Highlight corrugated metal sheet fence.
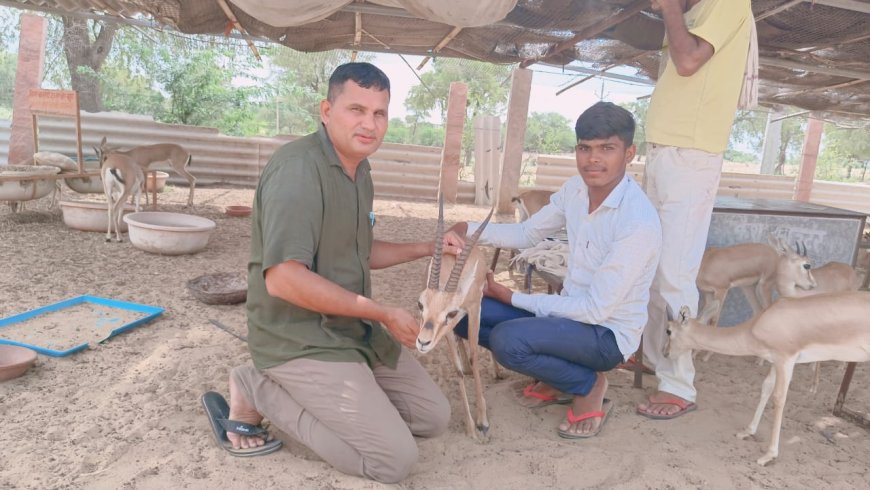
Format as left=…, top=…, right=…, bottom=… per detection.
left=0, top=112, right=469, bottom=202
left=534, top=154, right=870, bottom=216
left=1, top=113, right=866, bottom=213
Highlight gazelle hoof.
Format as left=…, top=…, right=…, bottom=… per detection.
left=757, top=453, right=776, bottom=466
left=736, top=430, right=754, bottom=440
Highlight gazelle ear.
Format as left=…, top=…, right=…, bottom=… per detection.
left=678, top=305, right=691, bottom=324
left=666, top=304, right=675, bottom=322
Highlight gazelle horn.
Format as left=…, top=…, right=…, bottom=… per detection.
left=427, top=193, right=445, bottom=290
left=445, top=207, right=494, bottom=293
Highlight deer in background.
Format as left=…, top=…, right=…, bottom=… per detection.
left=768, top=238, right=861, bottom=393
left=99, top=153, right=143, bottom=242
left=490, top=189, right=555, bottom=272
left=696, top=236, right=803, bottom=328
left=664, top=292, right=870, bottom=466
left=99, top=137, right=195, bottom=207
left=511, top=189, right=554, bottom=222
left=416, top=196, right=494, bottom=440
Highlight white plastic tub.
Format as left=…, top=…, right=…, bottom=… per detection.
left=60, top=200, right=136, bottom=232
left=123, top=212, right=216, bottom=255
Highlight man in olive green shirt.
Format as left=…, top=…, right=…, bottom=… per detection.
left=201, top=63, right=457, bottom=483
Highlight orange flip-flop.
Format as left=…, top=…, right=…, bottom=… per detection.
left=557, top=399, right=613, bottom=439
left=519, top=382, right=572, bottom=408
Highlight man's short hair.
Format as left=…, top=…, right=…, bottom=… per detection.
left=327, top=62, right=391, bottom=101
left=574, top=101, right=635, bottom=148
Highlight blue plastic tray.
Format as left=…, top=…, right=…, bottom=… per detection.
left=0, top=295, right=164, bottom=357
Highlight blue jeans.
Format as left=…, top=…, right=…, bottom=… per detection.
left=454, top=297, right=624, bottom=396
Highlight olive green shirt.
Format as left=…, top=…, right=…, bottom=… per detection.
left=246, top=124, right=401, bottom=370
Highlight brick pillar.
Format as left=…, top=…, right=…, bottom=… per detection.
left=9, top=15, right=48, bottom=166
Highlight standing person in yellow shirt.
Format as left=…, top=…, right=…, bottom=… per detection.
left=637, top=0, right=755, bottom=419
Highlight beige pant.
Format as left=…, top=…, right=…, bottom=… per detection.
left=642, top=143, right=724, bottom=402
left=232, top=348, right=449, bottom=483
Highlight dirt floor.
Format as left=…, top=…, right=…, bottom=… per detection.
left=1, top=184, right=869, bottom=489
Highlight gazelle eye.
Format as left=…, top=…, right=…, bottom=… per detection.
left=417, top=301, right=423, bottom=311
left=666, top=329, right=671, bottom=336
left=803, top=264, right=811, bottom=270
left=446, top=310, right=459, bottom=320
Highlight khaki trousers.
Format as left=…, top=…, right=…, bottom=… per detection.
left=232, top=348, right=450, bottom=484
left=642, top=143, right=724, bottom=402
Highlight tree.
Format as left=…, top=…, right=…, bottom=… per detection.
left=524, top=112, right=575, bottom=154
left=726, top=109, right=767, bottom=163
left=405, top=59, right=511, bottom=167
left=405, top=58, right=510, bottom=122
left=819, top=124, right=870, bottom=181
left=619, top=99, right=648, bottom=156
left=266, top=49, right=371, bottom=134
left=60, top=17, right=118, bottom=112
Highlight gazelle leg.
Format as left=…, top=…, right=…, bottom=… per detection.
left=738, top=363, right=775, bottom=440
left=466, top=304, right=489, bottom=436
left=445, top=333, right=478, bottom=440
left=809, top=362, right=820, bottom=395
left=173, top=161, right=196, bottom=207
left=758, top=358, right=795, bottom=466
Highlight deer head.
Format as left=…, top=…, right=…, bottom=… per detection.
left=768, top=234, right=817, bottom=292
left=416, top=195, right=493, bottom=353
left=664, top=304, right=716, bottom=358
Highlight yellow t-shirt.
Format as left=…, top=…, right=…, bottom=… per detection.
left=646, top=0, right=752, bottom=154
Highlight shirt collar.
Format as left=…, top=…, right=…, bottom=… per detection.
left=598, top=175, right=631, bottom=210
left=317, top=123, right=372, bottom=175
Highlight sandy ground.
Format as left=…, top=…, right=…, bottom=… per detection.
left=1, top=184, right=870, bottom=490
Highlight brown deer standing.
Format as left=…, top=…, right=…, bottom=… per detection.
left=99, top=137, right=195, bottom=207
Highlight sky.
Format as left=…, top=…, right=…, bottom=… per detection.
left=371, top=52, right=655, bottom=124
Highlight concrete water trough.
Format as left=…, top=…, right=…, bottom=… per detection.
left=0, top=165, right=61, bottom=202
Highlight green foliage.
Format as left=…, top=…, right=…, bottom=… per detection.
left=384, top=117, right=445, bottom=146
left=265, top=49, right=371, bottom=135
left=818, top=124, right=870, bottom=182
left=619, top=99, right=648, bottom=155
left=524, top=112, right=575, bottom=154
left=404, top=58, right=510, bottom=122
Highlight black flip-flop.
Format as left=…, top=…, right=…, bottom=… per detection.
left=201, top=391, right=282, bottom=457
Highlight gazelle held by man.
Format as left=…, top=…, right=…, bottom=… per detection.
left=99, top=137, right=195, bottom=206
left=665, top=292, right=870, bottom=466
left=416, top=196, right=493, bottom=439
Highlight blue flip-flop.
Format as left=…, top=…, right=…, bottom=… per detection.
left=201, top=391, right=282, bottom=457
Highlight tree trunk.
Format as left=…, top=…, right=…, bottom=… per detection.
left=61, top=16, right=117, bottom=112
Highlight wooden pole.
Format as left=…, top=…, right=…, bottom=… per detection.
left=496, top=68, right=533, bottom=214
left=793, top=113, right=823, bottom=202
left=9, top=15, right=47, bottom=166
left=439, top=82, right=468, bottom=202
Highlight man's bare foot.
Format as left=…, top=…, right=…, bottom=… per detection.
left=227, top=374, right=266, bottom=449
left=558, top=373, right=608, bottom=437
left=636, top=391, right=697, bottom=419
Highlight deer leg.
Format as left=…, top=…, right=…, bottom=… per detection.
left=173, top=160, right=196, bottom=207
left=445, top=333, right=478, bottom=440
left=738, top=363, right=776, bottom=440
left=103, top=175, right=114, bottom=242
left=758, top=358, right=795, bottom=466
left=466, top=303, right=489, bottom=436
left=454, top=335, right=472, bottom=375
left=490, top=352, right=504, bottom=380
left=701, top=289, right=729, bottom=362
left=809, top=362, right=820, bottom=395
